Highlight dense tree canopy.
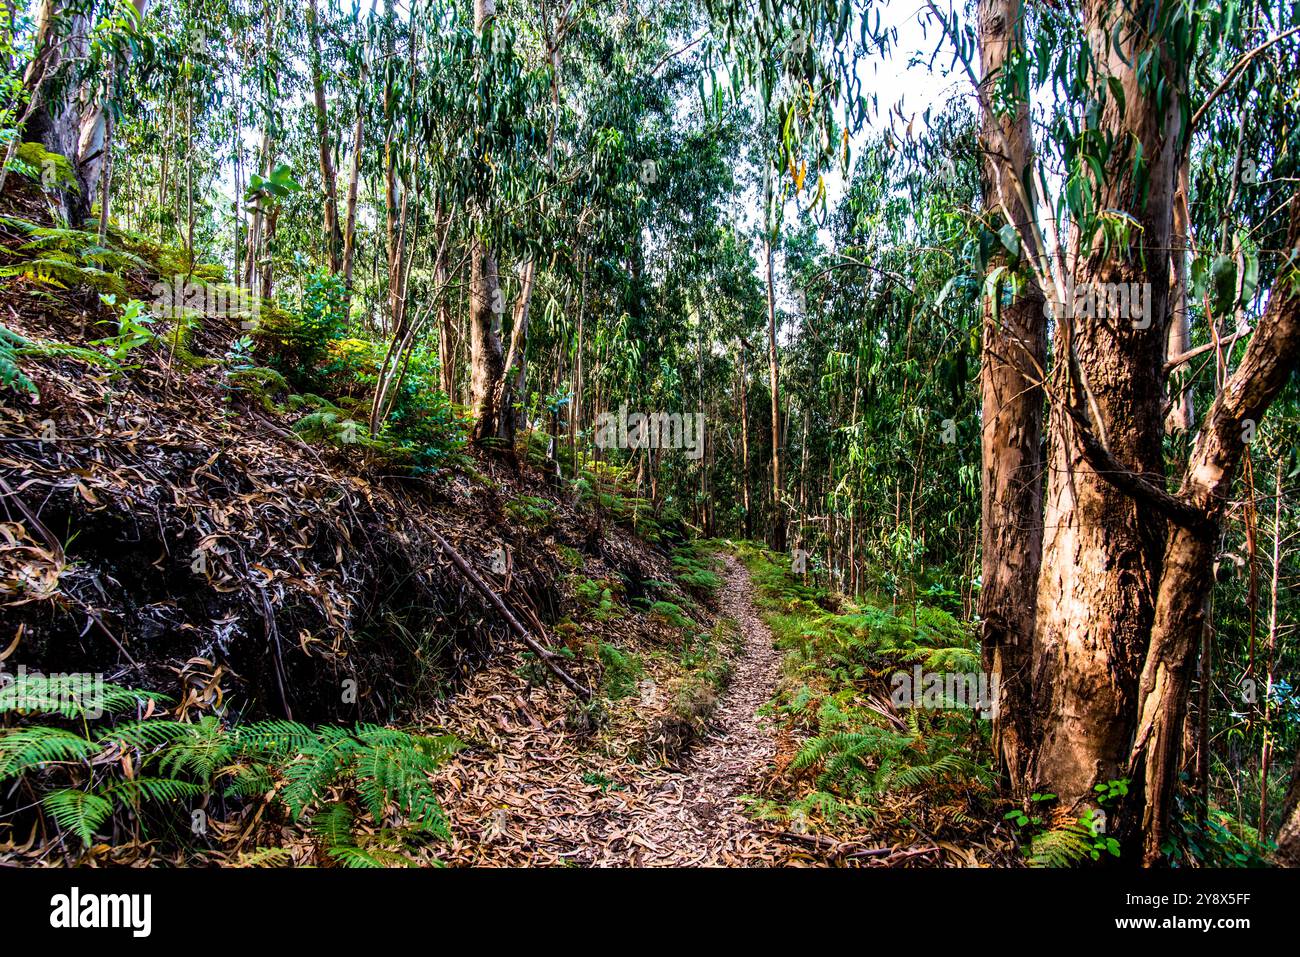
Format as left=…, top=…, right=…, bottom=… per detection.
left=1, top=0, right=1298, bottom=874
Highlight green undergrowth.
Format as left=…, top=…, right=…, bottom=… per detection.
left=550, top=536, right=740, bottom=762
left=732, top=541, right=997, bottom=837
left=0, top=209, right=468, bottom=474
left=598, top=642, right=644, bottom=699
left=637, top=616, right=741, bottom=760
left=0, top=673, right=461, bottom=866
left=670, top=539, right=723, bottom=598
left=678, top=616, right=743, bottom=690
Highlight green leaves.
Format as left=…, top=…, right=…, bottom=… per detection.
left=90, top=296, right=156, bottom=365
left=0, top=324, right=35, bottom=394
left=0, top=727, right=102, bottom=780
left=1190, top=247, right=1261, bottom=316
left=1, top=680, right=463, bottom=861
left=244, top=162, right=301, bottom=210
left=41, top=789, right=113, bottom=847
left=997, top=223, right=1020, bottom=257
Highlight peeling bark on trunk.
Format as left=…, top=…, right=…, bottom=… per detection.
left=22, top=0, right=89, bottom=223
left=1031, top=0, right=1182, bottom=823
left=975, top=0, right=1047, bottom=793
left=467, top=0, right=508, bottom=447
left=469, top=239, right=505, bottom=442
left=1165, top=162, right=1194, bottom=432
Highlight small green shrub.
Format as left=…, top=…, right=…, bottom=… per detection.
left=671, top=543, right=722, bottom=596
left=574, top=577, right=619, bottom=620
left=555, top=544, right=583, bottom=569
left=505, top=495, right=553, bottom=528
left=255, top=267, right=348, bottom=388
left=648, top=599, right=693, bottom=633
left=598, top=642, right=643, bottom=699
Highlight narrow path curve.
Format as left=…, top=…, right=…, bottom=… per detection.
left=434, top=552, right=799, bottom=866
left=597, top=553, right=786, bottom=865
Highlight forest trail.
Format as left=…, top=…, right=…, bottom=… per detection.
left=433, top=554, right=799, bottom=866
left=590, top=553, right=788, bottom=865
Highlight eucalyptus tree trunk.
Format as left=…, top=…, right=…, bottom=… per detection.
left=259, top=207, right=278, bottom=299
left=1258, top=456, right=1285, bottom=838
left=1165, top=161, right=1193, bottom=432
left=307, top=0, right=342, bottom=272
left=469, top=238, right=505, bottom=441
left=341, top=87, right=364, bottom=303
left=243, top=132, right=270, bottom=290
left=1030, top=0, right=1182, bottom=823
left=436, top=245, right=455, bottom=397
left=738, top=344, right=752, bottom=538
left=73, top=0, right=151, bottom=227
left=22, top=0, right=89, bottom=222
left=569, top=253, right=587, bottom=475
left=467, top=0, right=507, bottom=444
left=974, top=0, right=1046, bottom=795
left=765, top=239, right=783, bottom=549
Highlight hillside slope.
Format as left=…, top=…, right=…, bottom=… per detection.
left=0, top=180, right=736, bottom=864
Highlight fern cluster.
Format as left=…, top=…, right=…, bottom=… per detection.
left=670, top=542, right=723, bottom=597
left=0, top=215, right=151, bottom=297
left=735, top=542, right=995, bottom=833
left=0, top=673, right=461, bottom=865
left=0, top=324, right=36, bottom=393
left=8, top=143, right=78, bottom=191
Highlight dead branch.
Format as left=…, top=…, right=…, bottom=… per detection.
left=432, top=531, right=592, bottom=701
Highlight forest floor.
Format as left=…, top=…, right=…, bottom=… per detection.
left=428, top=554, right=820, bottom=866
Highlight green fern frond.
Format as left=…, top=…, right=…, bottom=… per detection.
left=278, top=740, right=357, bottom=820
left=0, top=258, right=125, bottom=295
left=232, top=720, right=320, bottom=757
left=235, top=846, right=294, bottom=867
left=41, top=788, right=112, bottom=847
left=327, top=844, right=414, bottom=868
left=0, top=727, right=100, bottom=780
left=18, top=226, right=103, bottom=253
left=0, top=324, right=36, bottom=393
left=1029, top=822, right=1095, bottom=868
left=0, top=213, right=44, bottom=235
left=222, top=761, right=275, bottom=799
left=0, top=674, right=160, bottom=719
left=14, top=339, right=120, bottom=370
left=97, top=718, right=197, bottom=751
left=102, top=776, right=204, bottom=805
left=156, top=718, right=237, bottom=782
left=313, top=801, right=355, bottom=849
